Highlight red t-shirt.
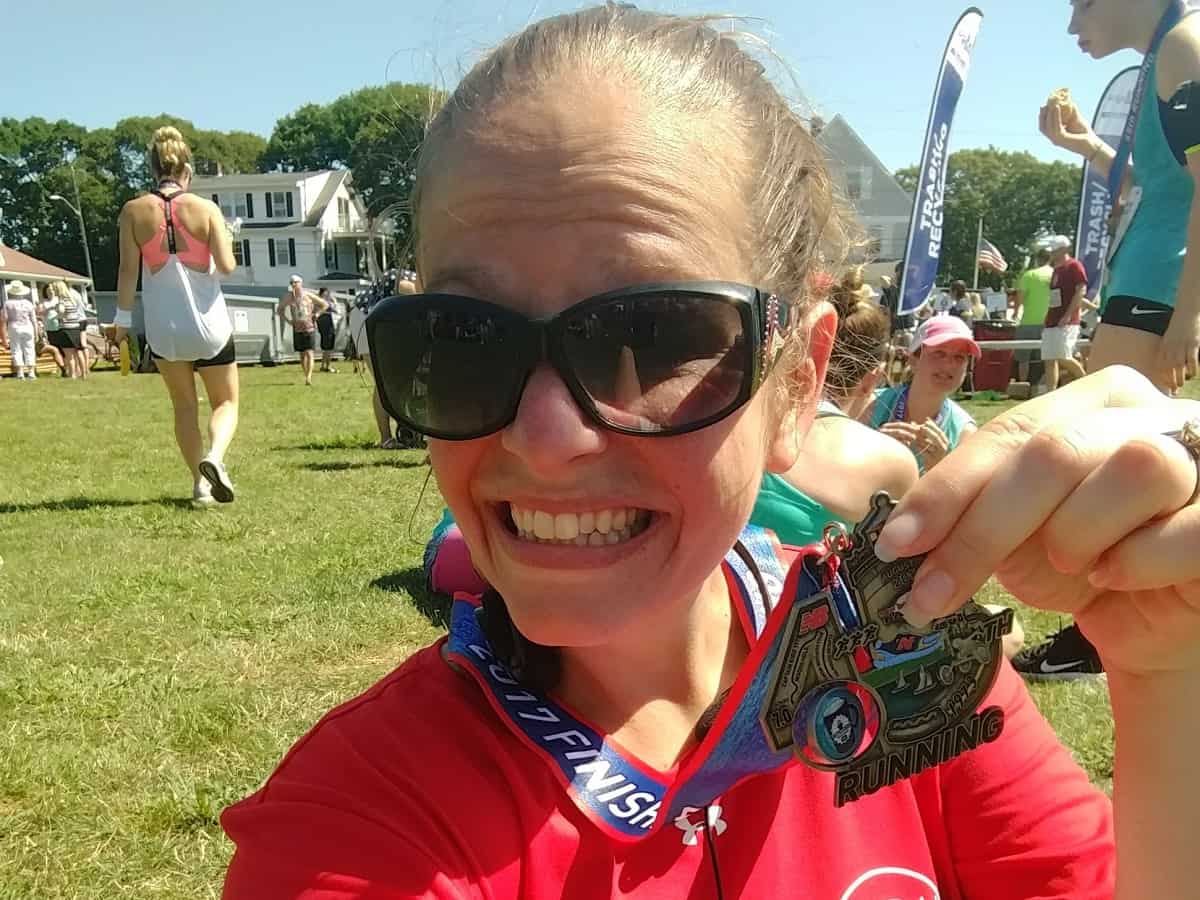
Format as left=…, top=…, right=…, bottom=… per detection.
left=1046, top=259, right=1087, bottom=328
left=222, top=643, right=1114, bottom=899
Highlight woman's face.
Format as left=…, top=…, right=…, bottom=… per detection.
left=418, top=81, right=826, bottom=648
left=912, top=345, right=970, bottom=397
left=1068, top=0, right=1135, bottom=59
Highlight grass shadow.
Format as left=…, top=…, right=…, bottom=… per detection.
left=371, top=567, right=452, bottom=628
left=275, top=438, right=382, bottom=451
left=0, top=496, right=196, bottom=515
left=297, top=459, right=428, bottom=472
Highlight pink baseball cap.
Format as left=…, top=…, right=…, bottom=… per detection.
left=910, top=315, right=982, bottom=358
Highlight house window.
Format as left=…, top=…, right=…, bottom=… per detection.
left=867, top=226, right=884, bottom=256
left=269, top=238, right=295, bottom=268
left=845, top=167, right=873, bottom=201
left=234, top=194, right=249, bottom=219
left=217, top=194, right=235, bottom=219
left=324, top=241, right=335, bottom=270
left=337, top=197, right=351, bottom=230
left=272, top=192, right=291, bottom=218
left=233, top=240, right=244, bottom=266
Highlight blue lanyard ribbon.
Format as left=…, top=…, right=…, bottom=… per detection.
left=444, top=526, right=861, bottom=842
left=892, top=385, right=949, bottom=431
left=1107, top=1, right=1188, bottom=201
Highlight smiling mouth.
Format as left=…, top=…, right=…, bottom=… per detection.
left=504, top=503, right=653, bottom=546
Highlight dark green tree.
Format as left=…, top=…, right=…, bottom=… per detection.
left=262, top=83, right=443, bottom=259
left=895, top=147, right=1081, bottom=286
left=0, top=116, right=266, bottom=289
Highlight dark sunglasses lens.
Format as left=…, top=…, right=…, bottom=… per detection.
left=562, top=292, right=749, bottom=433
left=370, top=300, right=525, bottom=438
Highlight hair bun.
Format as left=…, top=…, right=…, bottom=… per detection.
left=149, top=126, right=192, bottom=178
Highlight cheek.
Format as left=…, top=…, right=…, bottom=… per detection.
left=428, top=441, right=488, bottom=530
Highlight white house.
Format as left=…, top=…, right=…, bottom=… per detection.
left=816, top=115, right=914, bottom=263
left=189, top=169, right=382, bottom=290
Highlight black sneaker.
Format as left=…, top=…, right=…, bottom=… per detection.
left=1011, top=623, right=1104, bottom=681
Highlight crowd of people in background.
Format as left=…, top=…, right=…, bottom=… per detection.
left=0, top=278, right=96, bottom=380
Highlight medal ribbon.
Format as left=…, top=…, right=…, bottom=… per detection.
left=445, top=526, right=859, bottom=842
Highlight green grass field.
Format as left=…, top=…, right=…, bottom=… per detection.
left=0, top=365, right=1193, bottom=898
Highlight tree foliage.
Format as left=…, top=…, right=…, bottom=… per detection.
left=0, top=116, right=265, bottom=290
left=894, top=147, right=1081, bottom=287
left=261, top=83, right=442, bottom=256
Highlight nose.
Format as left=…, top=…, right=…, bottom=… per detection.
left=501, top=364, right=608, bottom=473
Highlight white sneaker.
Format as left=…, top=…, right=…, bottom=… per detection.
left=192, top=481, right=216, bottom=507
left=198, top=456, right=235, bottom=503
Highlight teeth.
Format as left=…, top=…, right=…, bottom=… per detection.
left=508, top=503, right=651, bottom=546
left=533, top=510, right=555, bottom=540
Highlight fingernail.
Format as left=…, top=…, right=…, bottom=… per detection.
left=1088, top=564, right=1113, bottom=590
left=875, top=511, right=922, bottom=563
left=901, top=570, right=955, bottom=628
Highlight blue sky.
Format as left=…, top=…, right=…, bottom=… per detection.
left=9, top=0, right=1139, bottom=172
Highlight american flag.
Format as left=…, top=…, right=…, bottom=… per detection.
left=977, top=238, right=1008, bottom=273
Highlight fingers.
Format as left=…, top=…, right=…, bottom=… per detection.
left=1090, top=504, right=1200, bottom=591
left=1038, top=432, right=1200, bottom=575
left=878, top=368, right=1178, bottom=556
left=894, top=410, right=1186, bottom=626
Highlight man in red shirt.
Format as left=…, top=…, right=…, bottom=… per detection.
left=1041, top=236, right=1095, bottom=392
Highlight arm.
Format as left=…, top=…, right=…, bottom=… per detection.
left=207, top=203, right=237, bottom=275
left=276, top=297, right=293, bottom=328
left=1013, top=287, right=1024, bottom=325
left=1065, top=282, right=1087, bottom=322
left=782, top=416, right=919, bottom=522
left=310, top=293, right=330, bottom=316
left=116, top=204, right=141, bottom=316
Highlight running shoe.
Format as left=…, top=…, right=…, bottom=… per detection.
left=1011, top=623, right=1104, bottom=681
left=192, top=481, right=216, bottom=507
left=198, top=456, right=235, bottom=504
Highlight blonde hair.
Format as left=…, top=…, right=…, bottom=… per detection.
left=413, top=4, right=852, bottom=364
left=50, top=280, right=72, bottom=301
left=149, top=126, right=192, bottom=180
left=826, top=268, right=890, bottom=397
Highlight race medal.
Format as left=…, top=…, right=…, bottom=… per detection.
left=760, top=492, right=1013, bottom=807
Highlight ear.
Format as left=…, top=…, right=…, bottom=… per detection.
left=765, top=300, right=837, bottom=474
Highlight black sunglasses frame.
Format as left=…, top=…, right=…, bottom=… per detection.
left=365, top=281, right=791, bottom=441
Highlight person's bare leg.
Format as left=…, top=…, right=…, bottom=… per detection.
left=157, top=360, right=204, bottom=481
left=1060, top=356, right=1086, bottom=382
left=1087, top=321, right=1171, bottom=392
left=302, top=350, right=314, bottom=385
left=45, top=343, right=64, bottom=373
left=1045, top=359, right=1060, bottom=392
left=364, top=355, right=393, bottom=443
left=197, top=363, right=239, bottom=464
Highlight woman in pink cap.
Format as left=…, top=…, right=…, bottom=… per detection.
left=866, top=316, right=981, bottom=472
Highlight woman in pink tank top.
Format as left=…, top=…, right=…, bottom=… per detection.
left=115, top=127, right=241, bottom=506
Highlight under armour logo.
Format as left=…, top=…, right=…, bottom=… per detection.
left=673, top=805, right=728, bottom=846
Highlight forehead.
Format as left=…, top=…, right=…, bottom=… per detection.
left=417, top=79, right=753, bottom=300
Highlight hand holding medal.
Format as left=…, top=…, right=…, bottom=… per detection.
left=871, top=367, right=1200, bottom=679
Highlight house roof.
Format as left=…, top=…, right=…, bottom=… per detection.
left=818, top=115, right=911, bottom=201
left=191, top=170, right=329, bottom=190
left=0, top=243, right=90, bottom=284
left=303, top=170, right=352, bottom=227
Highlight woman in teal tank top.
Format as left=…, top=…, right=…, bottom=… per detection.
left=1041, top=0, right=1200, bottom=392
left=751, top=272, right=917, bottom=546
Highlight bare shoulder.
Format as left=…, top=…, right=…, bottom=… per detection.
left=1159, top=18, right=1200, bottom=91
left=816, top=416, right=918, bottom=484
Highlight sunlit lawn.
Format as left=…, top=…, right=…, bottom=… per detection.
left=0, top=366, right=1195, bottom=897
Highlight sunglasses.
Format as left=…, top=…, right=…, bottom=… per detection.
left=366, top=282, right=792, bottom=441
